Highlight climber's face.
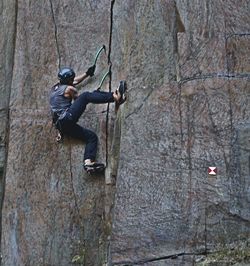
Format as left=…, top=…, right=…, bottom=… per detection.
left=68, top=77, right=74, bottom=85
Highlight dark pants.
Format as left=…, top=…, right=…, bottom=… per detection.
left=58, top=90, right=114, bottom=161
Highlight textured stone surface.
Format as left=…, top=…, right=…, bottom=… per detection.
left=0, top=0, right=17, bottom=256
left=1, top=0, right=112, bottom=265
left=1, top=1, right=250, bottom=266
left=110, top=0, right=250, bottom=265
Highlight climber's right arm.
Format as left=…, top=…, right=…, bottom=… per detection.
left=64, top=86, right=78, bottom=99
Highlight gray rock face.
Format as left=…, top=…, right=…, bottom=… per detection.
left=110, top=0, right=250, bottom=265
left=1, top=1, right=111, bottom=265
left=0, top=0, right=17, bottom=257
left=1, top=1, right=250, bottom=266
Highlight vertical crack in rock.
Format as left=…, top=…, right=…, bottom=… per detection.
left=178, top=84, right=184, bottom=145
left=105, top=0, right=115, bottom=167
left=48, top=0, right=61, bottom=69
left=175, top=4, right=185, bottom=33
left=174, top=2, right=185, bottom=82
left=0, top=0, right=18, bottom=260
left=107, top=0, right=115, bottom=65
left=228, top=87, right=234, bottom=134
left=185, top=96, right=195, bottom=218
left=104, top=1, right=119, bottom=265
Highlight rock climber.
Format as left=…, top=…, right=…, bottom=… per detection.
left=49, top=66, right=127, bottom=173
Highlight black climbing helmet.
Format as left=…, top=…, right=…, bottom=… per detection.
left=58, top=67, right=75, bottom=84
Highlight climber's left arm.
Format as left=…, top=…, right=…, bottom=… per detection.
left=73, top=65, right=96, bottom=85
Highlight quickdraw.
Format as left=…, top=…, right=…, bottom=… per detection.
left=93, top=45, right=106, bottom=66
left=97, top=70, right=111, bottom=91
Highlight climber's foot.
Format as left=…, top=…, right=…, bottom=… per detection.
left=113, top=80, right=127, bottom=105
left=84, top=160, right=105, bottom=174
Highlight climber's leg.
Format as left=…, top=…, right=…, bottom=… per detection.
left=68, top=91, right=114, bottom=123
left=58, top=116, right=105, bottom=173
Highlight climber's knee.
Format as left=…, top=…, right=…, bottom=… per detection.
left=79, top=91, right=91, bottom=102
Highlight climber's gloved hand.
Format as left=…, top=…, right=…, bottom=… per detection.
left=86, top=65, right=96, bottom=77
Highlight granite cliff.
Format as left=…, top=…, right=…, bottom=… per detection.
left=0, top=0, right=249, bottom=265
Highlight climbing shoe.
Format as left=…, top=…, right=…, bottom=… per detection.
left=84, top=161, right=105, bottom=174
left=116, top=80, right=127, bottom=105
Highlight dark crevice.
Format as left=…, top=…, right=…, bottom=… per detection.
left=174, top=2, right=185, bottom=82
left=105, top=1, right=117, bottom=265
left=105, top=0, right=115, bottom=167
left=179, top=72, right=250, bottom=85
left=108, top=0, right=115, bottom=65
left=112, top=250, right=208, bottom=265
left=178, top=83, right=184, bottom=145
left=48, top=0, right=61, bottom=69
left=174, top=2, right=185, bottom=33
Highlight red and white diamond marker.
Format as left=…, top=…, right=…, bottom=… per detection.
left=208, top=167, right=217, bottom=176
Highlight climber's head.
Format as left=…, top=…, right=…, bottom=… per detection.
left=58, top=67, right=75, bottom=85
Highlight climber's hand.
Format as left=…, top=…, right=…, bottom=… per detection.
left=86, top=65, right=96, bottom=77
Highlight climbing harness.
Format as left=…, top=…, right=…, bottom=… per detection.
left=55, top=120, right=63, bottom=143
left=51, top=111, right=66, bottom=143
